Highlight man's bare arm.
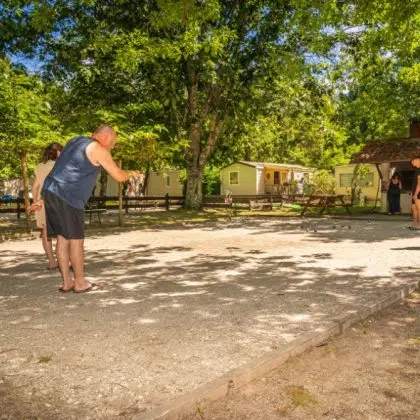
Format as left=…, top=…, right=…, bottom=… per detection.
left=87, top=142, right=140, bottom=182
left=29, top=173, right=43, bottom=212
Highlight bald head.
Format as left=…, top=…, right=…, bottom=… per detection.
left=92, top=125, right=117, bottom=150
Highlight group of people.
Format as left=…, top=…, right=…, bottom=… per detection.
left=29, top=132, right=420, bottom=293
left=30, top=126, right=141, bottom=293
left=386, top=156, right=420, bottom=230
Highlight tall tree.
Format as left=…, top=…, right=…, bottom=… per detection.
left=0, top=58, right=61, bottom=232
left=333, top=0, right=420, bottom=143
left=0, top=0, right=342, bottom=208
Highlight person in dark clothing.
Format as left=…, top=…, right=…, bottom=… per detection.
left=387, top=173, right=402, bottom=215
left=31, top=126, right=141, bottom=292
left=410, top=156, right=420, bottom=230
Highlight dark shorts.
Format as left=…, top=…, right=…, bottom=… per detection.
left=43, top=191, right=85, bottom=239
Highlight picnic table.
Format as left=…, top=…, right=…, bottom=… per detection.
left=299, top=194, right=352, bottom=216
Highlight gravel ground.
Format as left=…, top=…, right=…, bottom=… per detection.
left=0, top=217, right=419, bottom=419
left=201, top=291, right=420, bottom=420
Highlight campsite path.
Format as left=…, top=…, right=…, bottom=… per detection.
left=1, top=218, right=419, bottom=418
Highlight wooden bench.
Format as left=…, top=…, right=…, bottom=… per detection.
left=249, top=199, right=273, bottom=211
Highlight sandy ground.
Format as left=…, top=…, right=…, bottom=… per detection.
left=202, top=291, right=420, bottom=420
left=0, top=217, right=419, bottom=419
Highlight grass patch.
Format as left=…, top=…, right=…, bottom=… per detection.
left=289, top=386, right=317, bottom=408
left=38, top=355, right=53, bottom=363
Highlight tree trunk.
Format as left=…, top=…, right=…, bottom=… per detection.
left=183, top=58, right=222, bottom=209
left=351, top=164, right=360, bottom=205
left=244, top=145, right=252, bottom=161
left=184, top=120, right=203, bottom=209
left=99, top=169, right=108, bottom=196
left=184, top=169, right=203, bottom=210
left=141, top=165, right=150, bottom=196
left=19, top=151, right=31, bottom=234
left=118, top=161, right=123, bottom=227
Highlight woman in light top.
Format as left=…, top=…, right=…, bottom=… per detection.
left=31, top=143, right=63, bottom=269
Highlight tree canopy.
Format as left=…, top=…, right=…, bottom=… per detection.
left=0, top=1, right=419, bottom=207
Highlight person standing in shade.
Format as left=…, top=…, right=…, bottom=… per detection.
left=30, top=143, right=63, bottom=269
left=387, top=173, right=402, bottom=215
left=31, top=126, right=141, bottom=293
left=410, top=156, right=420, bottom=230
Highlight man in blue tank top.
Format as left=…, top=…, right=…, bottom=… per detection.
left=32, top=125, right=141, bottom=293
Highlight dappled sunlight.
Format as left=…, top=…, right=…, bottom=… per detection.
left=10, top=315, right=32, bottom=325
left=293, top=280, right=315, bottom=287
left=98, top=297, right=142, bottom=307
left=1, top=217, right=419, bottom=417
left=150, top=290, right=209, bottom=298
left=177, top=280, right=218, bottom=287
left=0, top=295, right=19, bottom=301
left=134, top=318, right=158, bottom=325
left=151, top=303, right=184, bottom=311
left=193, top=310, right=220, bottom=319
left=325, top=291, right=357, bottom=303
left=120, top=281, right=148, bottom=291
left=239, top=285, right=256, bottom=292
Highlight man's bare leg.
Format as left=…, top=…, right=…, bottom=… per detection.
left=56, top=235, right=74, bottom=290
left=411, top=204, right=417, bottom=228
left=41, top=226, right=57, bottom=269
left=414, top=202, right=420, bottom=228
left=69, top=239, right=90, bottom=291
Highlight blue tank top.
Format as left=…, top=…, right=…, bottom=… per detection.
left=42, top=136, right=101, bottom=209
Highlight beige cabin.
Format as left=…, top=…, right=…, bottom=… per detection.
left=93, top=169, right=183, bottom=197
left=220, top=161, right=316, bottom=196
left=145, top=169, right=184, bottom=196
left=334, top=164, right=380, bottom=203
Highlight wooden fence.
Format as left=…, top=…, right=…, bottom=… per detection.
left=0, top=195, right=185, bottom=219
left=0, top=193, right=297, bottom=220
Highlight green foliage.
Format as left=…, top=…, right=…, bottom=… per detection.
left=350, top=164, right=372, bottom=205
left=333, top=0, right=420, bottom=143
left=0, top=0, right=419, bottom=202
left=0, top=58, right=61, bottom=177
left=202, top=166, right=221, bottom=197
left=309, top=170, right=335, bottom=194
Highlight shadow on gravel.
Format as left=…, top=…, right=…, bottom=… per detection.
left=245, top=219, right=418, bottom=244
left=1, top=228, right=420, bottom=419
left=2, top=244, right=419, bottom=328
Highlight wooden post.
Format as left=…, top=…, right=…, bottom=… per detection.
left=372, top=163, right=383, bottom=212
left=19, top=151, right=31, bottom=233
left=165, top=193, right=170, bottom=211
left=118, top=161, right=123, bottom=227
left=125, top=196, right=129, bottom=214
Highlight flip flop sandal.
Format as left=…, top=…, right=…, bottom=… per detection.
left=73, top=283, right=99, bottom=294
left=58, top=286, right=74, bottom=293
left=47, top=266, right=59, bottom=271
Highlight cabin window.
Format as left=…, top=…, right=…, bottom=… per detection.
left=229, top=172, right=239, bottom=185
left=166, top=175, right=171, bottom=187
left=339, top=174, right=353, bottom=187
